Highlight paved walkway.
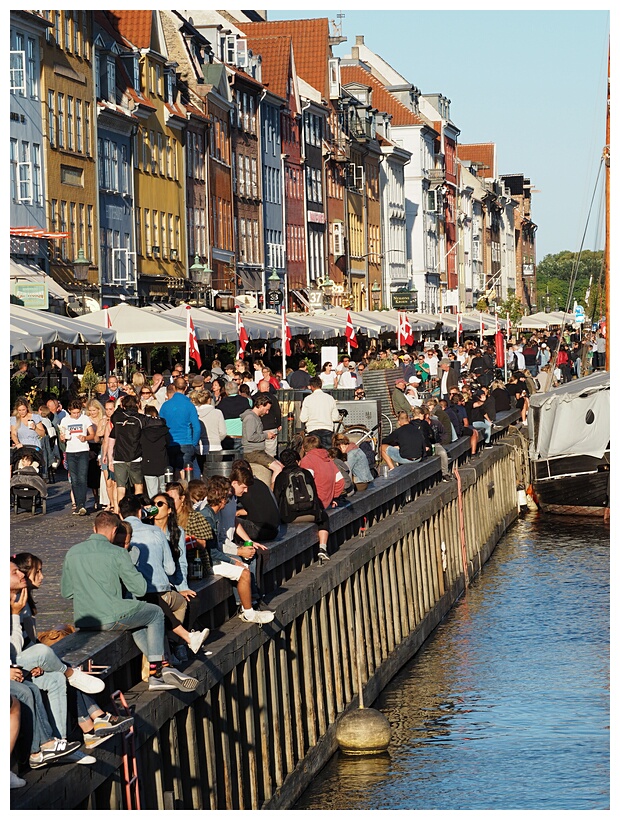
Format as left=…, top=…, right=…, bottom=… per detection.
left=10, top=469, right=97, bottom=631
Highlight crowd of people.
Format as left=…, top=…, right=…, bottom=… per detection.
left=10, top=323, right=602, bottom=786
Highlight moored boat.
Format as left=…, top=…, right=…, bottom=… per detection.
left=528, top=371, right=609, bottom=515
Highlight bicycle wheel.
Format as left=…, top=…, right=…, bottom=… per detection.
left=380, top=413, right=394, bottom=435
left=345, top=426, right=378, bottom=453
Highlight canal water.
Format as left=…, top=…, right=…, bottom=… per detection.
left=295, top=513, right=610, bottom=810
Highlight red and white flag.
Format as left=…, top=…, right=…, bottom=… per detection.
left=479, top=315, right=486, bottom=344
left=345, top=311, right=358, bottom=349
left=186, top=305, right=202, bottom=369
left=457, top=312, right=463, bottom=342
left=402, top=312, right=413, bottom=346
left=282, top=308, right=292, bottom=357
left=104, top=305, right=115, bottom=374
left=236, top=306, right=249, bottom=358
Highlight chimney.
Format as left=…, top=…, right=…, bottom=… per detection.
left=355, top=35, right=364, bottom=45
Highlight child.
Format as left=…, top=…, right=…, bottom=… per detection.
left=16, top=452, right=39, bottom=474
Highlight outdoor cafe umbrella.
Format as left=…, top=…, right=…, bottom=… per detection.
left=78, top=302, right=187, bottom=345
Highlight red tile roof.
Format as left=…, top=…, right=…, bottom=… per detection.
left=239, top=18, right=330, bottom=98
left=457, top=143, right=496, bottom=178
left=245, top=34, right=292, bottom=101
left=107, top=10, right=152, bottom=50
left=340, top=65, right=430, bottom=129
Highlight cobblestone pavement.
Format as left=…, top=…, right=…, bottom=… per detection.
left=10, top=469, right=99, bottom=631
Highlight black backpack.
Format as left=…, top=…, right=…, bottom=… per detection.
left=280, top=467, right=315, bottom=518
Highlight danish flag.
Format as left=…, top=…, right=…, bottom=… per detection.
left=398, top=312, right=413, bottom=348
left=186, top=306, right=202, bottom=369
left=345, top=311, right=358, bottom=348
left=236, top=307, right=249, bottom=358
left=282, top=308, right=292, bottom=357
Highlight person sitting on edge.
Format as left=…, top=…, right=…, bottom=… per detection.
left=240, top=394, right=283, bottom=487
left=299, top=435, right=345, bottom=509
left=60, top=510, right=198, bottom=692
left=230, top=459, right=281, bottom=543
left=332, top=433, right=375, bottom=491
left=380, top=411, right=426, bottom=471
left=201, top=476, right=275, bottom=624
left=299, top=376, right=341, bottom=451
left=273, top=448, right=331, bottom=561
left=119, top=495, right=210, bottom=658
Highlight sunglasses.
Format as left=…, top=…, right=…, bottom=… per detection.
left=141, top=392, right=151, bottom=396
left=155, top=500, right=168, bottom=508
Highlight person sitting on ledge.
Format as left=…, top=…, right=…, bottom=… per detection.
left=60, top=510, right=198, bottom=693
left=380, top=411, right=426, bottom=472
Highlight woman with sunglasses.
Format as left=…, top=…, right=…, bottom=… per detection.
left=138, top=386, right=158, bottom=414
left=137, top=493, right=209, bottom=658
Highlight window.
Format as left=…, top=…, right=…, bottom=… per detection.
left=27, top=38, right=37, bottom=98
left=161, top=212, right=167, bottom=257
left=10, top=139, right=18, bottom=201
left=10, top=48, right=25, bottom=95
left=111, top=143, right=118, bottom=190
left=145, top=209, right=151, bottom=255
left=155, top=63, right=161, bottom=96
left=158, top=133, right=163, bottom=175
left=121, top=145, right=128, bottom=193
left=87, top=205, right=93, bottom=260
left=332, top=222, right=344, bottom=257
left=70, top=202, right=76, bottom=260
left=251, top=157, right=258, bottom=198
left=50, top=199, right=58, bottom=232
left=67, top=97, right=74, bottom=150
left=150, top=130, right=156, bottom=173
left=328, top=58, right=340, bottom=99
left=73, top=11, right=79, bottom=54
left=64, top=11, right=71, bottom=51
left=79, top=204, right=85, bottom=251
left=54, top=12, right=60, bottom=45
left=48, top=91, right=56, bottom=147
left=76, top=100, right=82, bottom=152
left=60, top=201, right=68, bottom=257
left=57, top=94, right=64, bottom=148
left=166, top=137, right=172, bottom=177
left=106, top=58, right=116, bottom=102
left=98, top=138, right=104, bottom=186
left=82, top=14, right=89, bottom=60
left=84, top=102, right=91, bottom=155
left=142, top=130, right=148, bottom=170
left=135, top=207, right=141, bottom=255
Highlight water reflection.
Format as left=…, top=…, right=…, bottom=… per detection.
left=296, top=514, right=609, bottom=810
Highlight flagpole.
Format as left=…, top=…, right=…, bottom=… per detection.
left=281, top=308, right=287, bottom=376
left=235, top=306, right=240, bottom=359
left=185, top=305, right=190, bottom=373
left=104, top=305, right=110, bottom=376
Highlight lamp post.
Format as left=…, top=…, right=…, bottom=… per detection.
left=371, top=281, right=381, bottom=309
left=72, top=248, right=91, bottom=315
left=189, top=254, right=213, bottom=308
left=267, top=268, right=283, bottom=313
left=319, top=275, right=335, bottom=308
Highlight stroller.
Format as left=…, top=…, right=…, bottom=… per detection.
left=10, top=446, right=48, bottom=515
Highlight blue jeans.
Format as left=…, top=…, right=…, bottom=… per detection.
left=11, top=679, right=57, bottom=752
left=66, top=450, right=89, bottom=509
left=473, top=420, right=492, bottom=444
left=168, top=443, right=196, bottom=471
left=100, top=602, right=165, bottom=662
left=15, top=643, right=68, bottom=738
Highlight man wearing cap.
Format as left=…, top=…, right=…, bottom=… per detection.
left=391, top=377, right=412, bottom=416
left=439, top=358, right=459, bottom=401
left=191, top=375, right=205, bottom=392
left=337, top=362, right=358, bottom=389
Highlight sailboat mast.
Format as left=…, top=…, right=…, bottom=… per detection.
left=605, top=40, right=610, bottom=371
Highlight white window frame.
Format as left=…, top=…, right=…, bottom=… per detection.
left=18, top=142, right=32, bottom=203
left=332, top=221, right=344, bottom=257
left=10, top=50, right=25, bottom=95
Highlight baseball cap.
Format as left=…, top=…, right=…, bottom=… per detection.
left=192, top=375, right=204, bottom=386
left=395, top=377, right=406, bottom=385
left=348, top=363, right=356, bottom=369
left=408, top=376, right=421, bottom=384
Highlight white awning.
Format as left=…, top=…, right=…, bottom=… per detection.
left=11, top=304, right=116, bottom=346
left=77, top=302, right=186, bottom=345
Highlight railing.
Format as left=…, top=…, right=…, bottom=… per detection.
left=13, top=414, right=524, bottom=810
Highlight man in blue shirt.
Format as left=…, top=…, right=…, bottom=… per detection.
left=159, top=377, right=201, bottom=477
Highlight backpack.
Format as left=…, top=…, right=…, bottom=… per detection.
left=281, top=467, right=316, bottom=517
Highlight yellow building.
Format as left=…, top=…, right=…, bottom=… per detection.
left=110, top=10, right=188, bottom=303
left=40, top=11, right=99, bottom=294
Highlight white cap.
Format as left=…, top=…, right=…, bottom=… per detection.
left=408, top=376, right=421, bottom=384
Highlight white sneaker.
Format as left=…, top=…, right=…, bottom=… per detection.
left=239, top=608, right=275, bottom=625
left=63, top=749, right=96, bottom=765
left=187, top=628, right=210, bottom=655
left=161, top=667, right=199, bottom=691
left=10, top=770, right=26, bottom=789
left=67, top=667, right=105, bottom=694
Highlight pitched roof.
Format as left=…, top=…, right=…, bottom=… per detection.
left=239, top=18, right=330, bottom=99
left=245, top=34, right=292, bottom=101
left=457, top=143, right=496, bottom=178
left=108, top=10, right=152, bottom=50
left=340, top=64, right=430, bottom=128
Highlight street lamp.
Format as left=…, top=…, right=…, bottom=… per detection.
left=319, top=275, right=335, bottom=308
left=189, top=254, right=213, bottom=308
left=371, top=280, right=381, bottom=309
left=73, top=248, right=91, bottom=315
left=267, top=268, right=283, bottom=312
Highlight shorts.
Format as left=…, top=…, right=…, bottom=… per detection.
left=243, top=450, right=274, bottom=469
left=114, top=461, right=144, bottom=489
left=384, top=446, right=420, bottom=466
left=212, top=561, right=246, bottom=582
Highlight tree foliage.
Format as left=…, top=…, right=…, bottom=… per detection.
left=536, top=250, right=604, bottom=319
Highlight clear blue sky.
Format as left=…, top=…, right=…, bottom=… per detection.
left=269, top=7, right=609, bottom=261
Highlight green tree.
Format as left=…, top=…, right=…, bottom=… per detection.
left=81, top=361, right=99, bottom=399
left=536, top=250, right=604, bottom=318
left=496, top=295, right=525, bottom=327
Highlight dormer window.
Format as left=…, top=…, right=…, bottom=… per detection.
left=165, top=71, right=174, bottom=104
left=106, top=58, right=116, bottom=103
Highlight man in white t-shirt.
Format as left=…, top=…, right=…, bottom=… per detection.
left=59, top=400, right=95, bottom=515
